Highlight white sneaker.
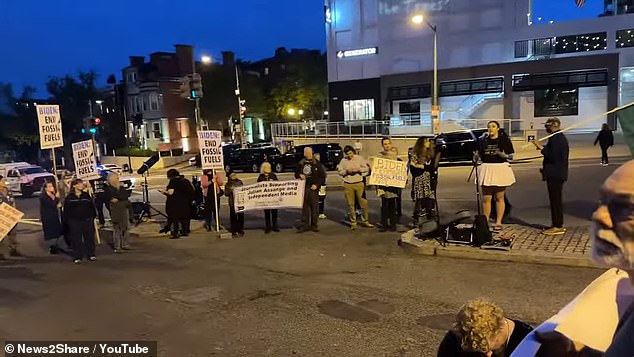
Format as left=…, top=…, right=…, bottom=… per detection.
left=319, top=214, right=327, bottom=219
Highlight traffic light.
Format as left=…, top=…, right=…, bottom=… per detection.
left=190, top=73, right=203, bottom=99
left=94, top=117, right=101, bottom=125
left=239, top=99, right=247, bottom=118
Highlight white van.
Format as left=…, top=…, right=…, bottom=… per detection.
left=0, top=162, right=56, bottom=197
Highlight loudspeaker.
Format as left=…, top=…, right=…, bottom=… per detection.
left=136, top=154, right=160, bottom=175
left=472, top=214, right=492, bottom=247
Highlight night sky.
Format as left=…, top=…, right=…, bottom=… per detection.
left=0, top=0, right=603, bottom=96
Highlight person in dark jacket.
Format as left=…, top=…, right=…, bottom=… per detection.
left=105, top=172, right=131, bottom=252
left=39, top=181, right=65, bottom=254
left=257, top=162, right=279, bottom=234
left=159, top=169, right=195, bottom=239
left=63, top=178, right=97, bottom=264
left=90, top=175, right=110, bottom=228
left=530, top=117, right=569, bottom=235
left=594, top=123, right=614, bottom=166
left=294, top=147, right=327, bottom=233
left=225, top=168, right=245, bottom=237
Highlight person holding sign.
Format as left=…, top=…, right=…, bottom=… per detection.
left=63, top=178, right=97, bottom=264
left=295, top=147, right=326, bottom=233
left=337, top=145, right=374, bottom=230
left=257, top=162, right=280, bottom=234
left=376, top=137, right=401, bottom=232
left=0, top=177, right=22, bottom=259
left=225, top=168, right=245, bottom=238
left=39, top=181, right=65, bottom=255
left=201, top=170, right=224, bottom=232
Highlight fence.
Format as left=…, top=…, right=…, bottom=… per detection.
left=271, top=118, right=526, bottom=140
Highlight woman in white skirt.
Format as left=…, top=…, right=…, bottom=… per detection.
left=476, top=120, right=515, bottom=231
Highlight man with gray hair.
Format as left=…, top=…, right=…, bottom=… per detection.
left=295, top=146, right=326, bottom=233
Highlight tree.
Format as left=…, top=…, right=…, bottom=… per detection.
left=46, top=71, right=99, bottom=134
left=0, top=82, right=40, bottom=161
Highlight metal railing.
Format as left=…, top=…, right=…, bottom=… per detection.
left=271, top=118, right=526, bottom=140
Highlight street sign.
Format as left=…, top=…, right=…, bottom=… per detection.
left=197, top=130, right=224, bottom=170
left=36, top=104, right=64, bottom=149
left=525, top=129, right=538, bottom=142
left=72, top=139, right=99, bottom=179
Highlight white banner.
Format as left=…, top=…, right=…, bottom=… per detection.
left=197, top=130, right=224, bottom=170
left=368, top=157, right=408, bottom=188
left=0, top=202, right=24, bottom=242
left=234, top=180, right=305, bottom=212
left=72, top=139, right=99, bottom=180
left=36, top=104, right=64, bottom=149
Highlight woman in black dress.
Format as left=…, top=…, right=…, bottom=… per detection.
left=409, top=137, right=441, bottom=226
left=39, top=181, right=64, bottom=254
left=159, top=169, right=195, bottom=239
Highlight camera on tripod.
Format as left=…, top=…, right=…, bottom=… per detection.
left=131, top=154, right=167, bottom=225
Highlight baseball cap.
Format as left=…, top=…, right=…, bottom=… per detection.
left=543, top=117, right=561, bottom=126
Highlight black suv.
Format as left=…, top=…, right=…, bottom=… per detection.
left=272, top=143, right=343, bottom=172
left=433, top=130, right=480, bottom=162
left=224, top=147, right=282, bottom=173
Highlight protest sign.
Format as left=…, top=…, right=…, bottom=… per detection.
left=0, top=202, right=24, bottom=242
left=72, top=139, right=99, bottom=179
left=368, top=157, right=408, bottom=188
left=234, top=179, right=305, bottom=212
left=197, top=130, right=224, bottom=170
left=36, top=104, right=64, bottom=149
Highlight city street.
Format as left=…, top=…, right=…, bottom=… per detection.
left=2, top=157, right=628, bottom=356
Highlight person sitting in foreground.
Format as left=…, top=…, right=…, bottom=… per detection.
left=438, top=298, right=533, bottom=357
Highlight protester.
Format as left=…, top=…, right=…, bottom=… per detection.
left=225, top=168, right=245, bottom=237
left=90, top=174, right=110, bottom=228
left=257, top=162, right=280, bottom=233
left=106, top=172, right=131, bottom=252
left=338, top=145, right=374, bottom=230
left=159, top=169, right=195, bottom=239
left=39, top=181, right=65, bottom=254
left=409, top=137, right=441, bottom=226
left=438, top=298, right=533, bottom=357
left=594, top=123, right=614, bottom=166
left=527, top=160, right=634, bottom=356
left=63, top=178, right=97, bottom=264
left=377, top=137, right=400, bottom=232
left=314, top=153, right=327, bottom=219
left=201, top=169, right=223, bottom=232
left=530, top=117, right=569, bottom=235
left=476, top=121, right=516, bottom=231
left=0, top=177, right=21, bottom=259
left=295, top=147, right=326, bottom=233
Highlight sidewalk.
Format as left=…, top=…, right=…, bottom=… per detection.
left=399, top=224, right=598, bottom=268
left=512, top=132, right=631, bottom=161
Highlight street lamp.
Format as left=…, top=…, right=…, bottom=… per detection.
left=201, top=55, right=212, bottom=64
left=298, top=109, right=304, bottom=116
left=411, top=13, right=440, bottom=134
left=288, top=108, right=296, bottom=116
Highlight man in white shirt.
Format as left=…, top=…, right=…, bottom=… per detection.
left=337, top=145, right=374, bottom=230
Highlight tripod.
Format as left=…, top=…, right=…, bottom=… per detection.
left=135, top=171, right=167, bottom=226
left=467, top=152, right=492, bottom=246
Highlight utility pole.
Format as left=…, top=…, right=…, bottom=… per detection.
left=235, top=65, right=246, bottom=148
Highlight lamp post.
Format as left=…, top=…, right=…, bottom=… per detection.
left=411, top=14, right=440, bottom=134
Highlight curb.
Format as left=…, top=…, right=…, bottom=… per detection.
left=399, top=235, right=601, bottom=269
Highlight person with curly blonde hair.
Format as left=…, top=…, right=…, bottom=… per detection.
left=437, top=298, right=533, bottom=357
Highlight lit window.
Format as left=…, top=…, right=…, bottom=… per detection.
left=343, top=99, right=375, bottom=121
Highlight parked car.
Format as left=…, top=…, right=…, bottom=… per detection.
left=272, top=143, right=343, bottom=172
left=0, top=162, right=55, bottom=197
left=416, top=130, right=481, bottom=163
left=97, top=164, right=123, bottom=175
left=224, top=147, right=282, bottom=173
left=97, top=168, right=136, bottom=191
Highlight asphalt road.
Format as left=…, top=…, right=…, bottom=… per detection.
left=3, top=158, right=626, bottom=356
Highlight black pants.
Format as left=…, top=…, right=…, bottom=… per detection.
left=171, top=218, right=190, bottom=236
left=229, top=205, right=244, bottom=234
left=68, top=218, right=95, bottom=260
left=381, top=197, right=398, bottom=230
left=95, top=195, right=110, bottom=225
left=301, top=189, right=320, bottom=229
left=318, top=196, right=325, bottom=214
left=204, top=196, right=221, bottom=227
left=264, top=209, right=278, bottom=230
left=396, top=190, right=402, bottom=220
left=601, top=146, right=609, bottom=164
left=547, top=179, right=565, bottom=228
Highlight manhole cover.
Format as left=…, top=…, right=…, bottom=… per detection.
left=318, top=300, right=380, bottom=323
left=416, top=313, right=454, bottom=330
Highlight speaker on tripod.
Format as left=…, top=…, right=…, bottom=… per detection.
left=134, top=154, right=167, bottom=225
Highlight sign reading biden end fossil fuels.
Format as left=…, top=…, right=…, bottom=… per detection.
left=233, top=180, right=305, bottom=213
left=36, top=104, right=64, bottom=149
left=368, top=157, right=408, bottom=188
left=197, top=130, right=224, bottom=170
